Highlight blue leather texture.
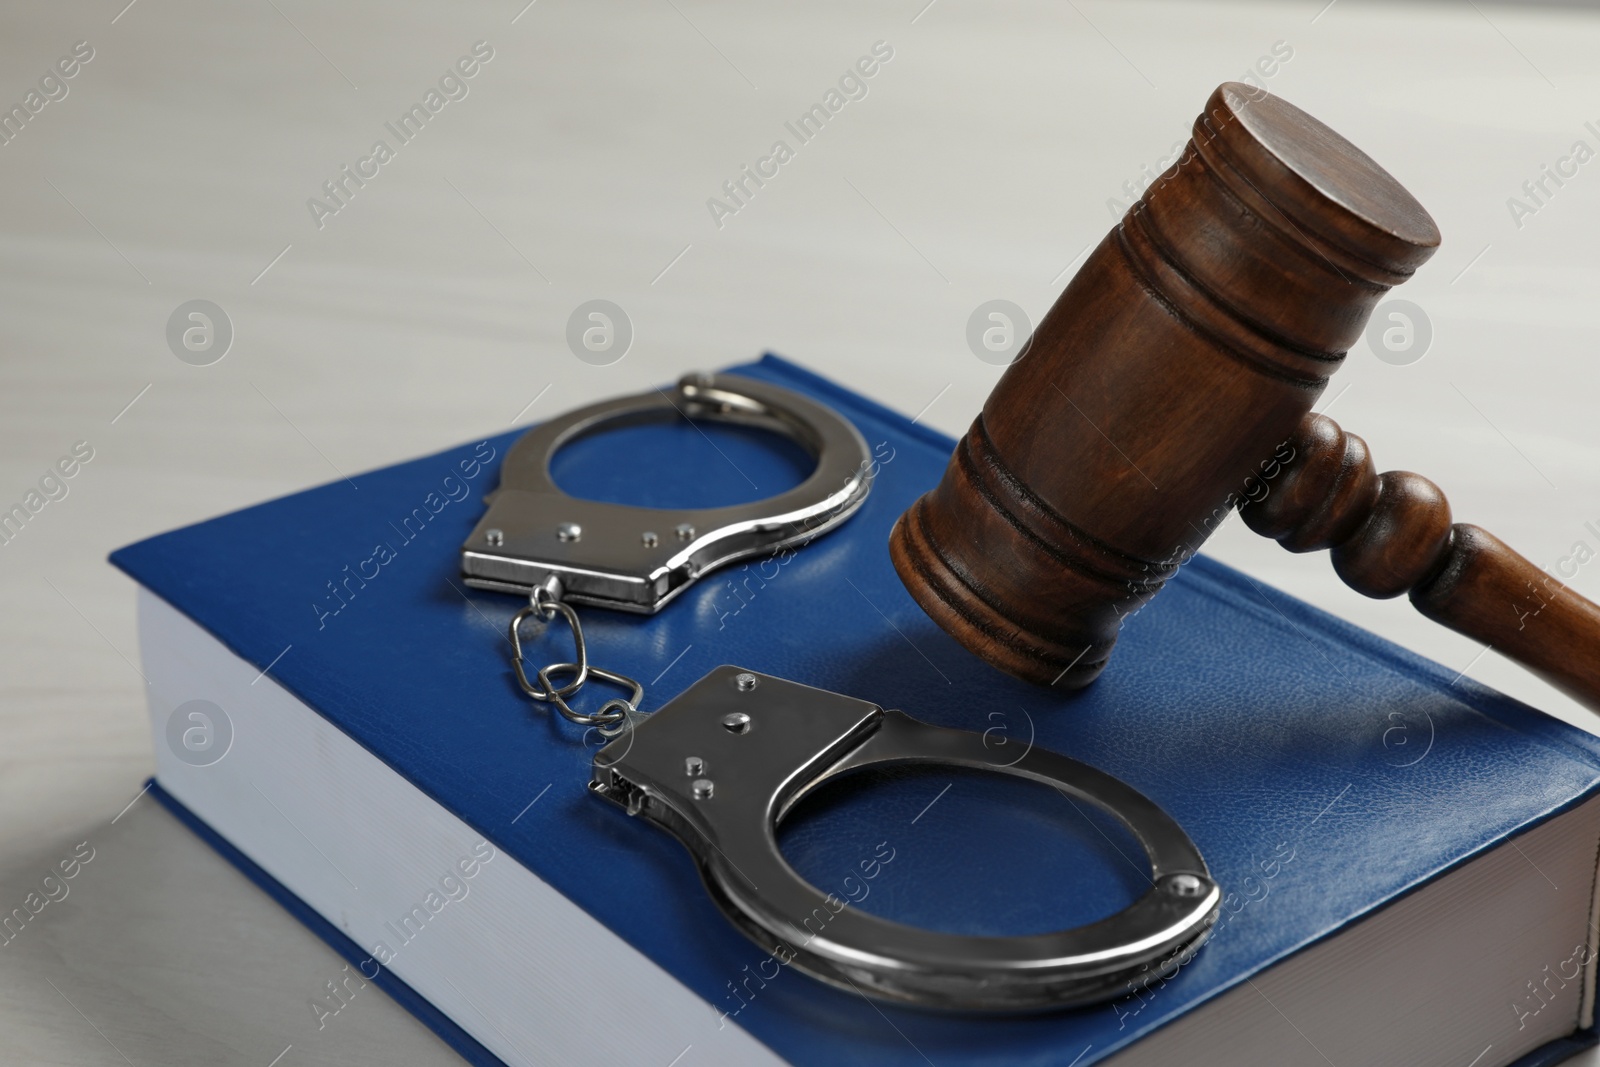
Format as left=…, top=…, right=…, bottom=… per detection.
left=111, top=355, right=1600, bottom=1066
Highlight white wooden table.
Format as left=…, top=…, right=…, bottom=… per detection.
left=3, top=1, right=1599, bottom=1062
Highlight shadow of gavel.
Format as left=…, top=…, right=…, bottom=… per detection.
left=891, top=82, right=1600, bottom=712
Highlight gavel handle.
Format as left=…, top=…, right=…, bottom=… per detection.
left=1239, top=414, right=1600, bottom=712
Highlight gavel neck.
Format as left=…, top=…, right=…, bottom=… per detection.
left=1239, top=413, right=1600, bottom=713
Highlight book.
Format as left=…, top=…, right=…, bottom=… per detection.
left=113, top=354, right=1600, bottom=1067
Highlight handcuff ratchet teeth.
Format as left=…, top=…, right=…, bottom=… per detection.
left=591, top=666, right=1221, bottom=1013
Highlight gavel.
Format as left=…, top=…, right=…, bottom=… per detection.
left=890, top=82, right=1600, bottom=712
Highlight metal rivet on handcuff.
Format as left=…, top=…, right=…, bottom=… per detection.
left=464, top=371, right=876, bottom=730
left=590, top=667, right=1221, bottom=1012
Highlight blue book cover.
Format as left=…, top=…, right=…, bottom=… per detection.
left=112, top=355, right=1600, bottom=1067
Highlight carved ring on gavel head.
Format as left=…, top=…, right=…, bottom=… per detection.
left=889, top=82, right=1600, bottom=712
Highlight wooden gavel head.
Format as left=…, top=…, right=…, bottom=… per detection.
left=894, top=82, right=1600, bottom=710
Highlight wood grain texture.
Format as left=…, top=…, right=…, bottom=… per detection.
left=891, top=82, right=1441, bottom=688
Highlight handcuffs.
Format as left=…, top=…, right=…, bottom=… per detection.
left=461, top=371, right=1219, bottom=1012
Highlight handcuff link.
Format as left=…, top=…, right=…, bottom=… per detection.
left=509, top=574, right=643, bottom=737
left=467, top=371, right=876, bottom=731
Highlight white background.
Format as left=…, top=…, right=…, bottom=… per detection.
left=2, top=0, right=1599, bottom=1063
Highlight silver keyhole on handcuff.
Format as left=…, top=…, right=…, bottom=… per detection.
left=508, top=574, right=644, bottom=738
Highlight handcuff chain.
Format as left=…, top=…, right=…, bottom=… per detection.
left=509, top=580, right=644, bottom=734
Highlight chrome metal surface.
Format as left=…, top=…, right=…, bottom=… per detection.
left=509, top=579, right=644, bottom=731
left=590, top=666, right=1220, bottom=1012
left=461, top=373, right=874, bottom=612
left=509, top=579, right=586, bottom=700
